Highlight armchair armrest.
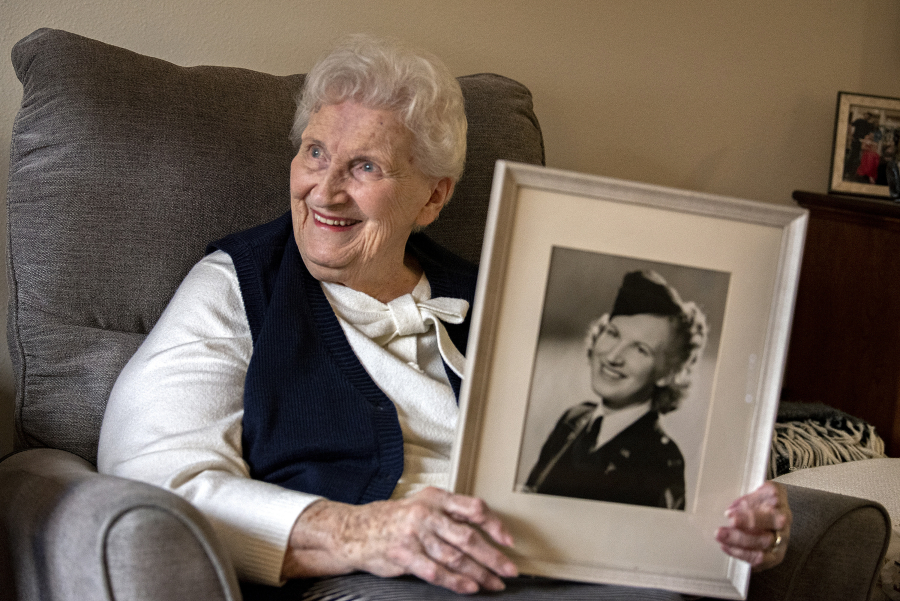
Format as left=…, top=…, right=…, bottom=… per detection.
left=0, top=448, right=241, bottom=601
left=3, top=451, right=887, bottom=601
left=746, top=482, right=890, bottom=601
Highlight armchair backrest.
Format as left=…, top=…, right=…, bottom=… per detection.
left=6, top=28, right=545, bottom=464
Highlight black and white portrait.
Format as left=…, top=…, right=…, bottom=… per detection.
left=515, top=247, right=730, bottom=511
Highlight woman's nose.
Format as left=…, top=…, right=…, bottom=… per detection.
left=604, top=343, right=625, bottom=365
left=310, top=166, right=345, bottom=205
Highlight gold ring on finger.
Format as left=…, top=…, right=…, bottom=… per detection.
left=769, top=530, right=783, bottom=553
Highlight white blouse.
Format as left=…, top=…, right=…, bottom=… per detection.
left=97, top=250, right=468, bottom=586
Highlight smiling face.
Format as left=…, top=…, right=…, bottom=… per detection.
left=590, top=313, right=677, bottom=410
left=290, top=101, right=453, bottom=301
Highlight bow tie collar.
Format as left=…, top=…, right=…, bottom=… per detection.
left=321, top=276, right=469, bottom=377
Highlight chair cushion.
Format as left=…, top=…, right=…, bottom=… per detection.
left=7, top=28, right=544, bottom=463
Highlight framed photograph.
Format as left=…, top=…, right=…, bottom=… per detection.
left=829, top=91, right=900, bottom=198
left=450, top=161, right=807, bottom=599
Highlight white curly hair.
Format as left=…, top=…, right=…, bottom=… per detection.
left=290, top=34, right=467, bottom=184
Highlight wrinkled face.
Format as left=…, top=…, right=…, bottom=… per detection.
left=590, top=313, right=676, bottom=410
left=290, top=101, right=450, bottom=300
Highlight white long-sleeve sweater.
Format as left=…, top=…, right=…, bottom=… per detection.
left=97, top=250, right=464, bottom=586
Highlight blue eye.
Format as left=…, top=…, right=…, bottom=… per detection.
left=354, top=161, right=381, bottom=178
left=310, top=147, right=321, bottom=158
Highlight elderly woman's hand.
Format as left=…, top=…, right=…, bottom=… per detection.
left=715, top=481, right=792, bottom=572
left=282, top=486, right=518, bottom=594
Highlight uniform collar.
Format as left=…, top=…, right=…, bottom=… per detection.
left=590, top=399, right=652, bottom=451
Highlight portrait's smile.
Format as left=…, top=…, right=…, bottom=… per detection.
left=597, top=363, right=626, bottom=381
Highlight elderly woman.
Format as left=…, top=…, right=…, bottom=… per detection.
left=98, top=35, right=791, bottom=599
left=525, top=270, right=706, bottom=510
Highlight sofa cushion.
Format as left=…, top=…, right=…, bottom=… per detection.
left=7, top=28, right=545, bottom=463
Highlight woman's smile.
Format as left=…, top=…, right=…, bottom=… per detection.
left=311, top=210, right=361, bottom=229
left=597, top=362, right=626, bottom=381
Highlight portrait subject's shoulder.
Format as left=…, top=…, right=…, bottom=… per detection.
left=644, top=413, right=684, bottom=460
left=562, top=401, right=597, bottom=424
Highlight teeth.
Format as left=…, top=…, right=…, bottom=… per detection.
left=314, top=213, right=355, bottom=227
left=601, top=365, right=624, bottom=379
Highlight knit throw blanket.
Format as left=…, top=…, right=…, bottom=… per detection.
left=768, top=402, right=887, bottom=478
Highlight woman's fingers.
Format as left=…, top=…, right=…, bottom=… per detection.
left=726, top=481, right=791, bottom=531
left=285, top=487, right=517, bottom=594
left=441, top=491, right=515, bottom=548
left=715, top=526, right=778, bottom=567
left=418, top=530, right=507, bottom=593
left=399, top=488, right=516, bottom=591
left=425, top=500, right=517, bottom=579
left=715, top=482, right=791, bottom=571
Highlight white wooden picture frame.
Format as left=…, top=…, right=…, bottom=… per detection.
left=451, top=161, right=807, bottom=599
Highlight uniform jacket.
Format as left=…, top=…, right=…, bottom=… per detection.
left=526, top=401, right=685, bottom=510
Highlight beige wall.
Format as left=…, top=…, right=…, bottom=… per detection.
left=2, top=0, right=899, bottom=457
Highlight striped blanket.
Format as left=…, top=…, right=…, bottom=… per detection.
left=769, top=401, right=887, bottom=478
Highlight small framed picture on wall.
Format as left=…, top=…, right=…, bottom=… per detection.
left=829, top=91, right=900, bottom=199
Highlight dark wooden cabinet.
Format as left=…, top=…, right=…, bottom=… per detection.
left=782, top=190, right=900, bottom=456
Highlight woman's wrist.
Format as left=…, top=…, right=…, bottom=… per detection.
left=282, top=499, right=356, bottom=579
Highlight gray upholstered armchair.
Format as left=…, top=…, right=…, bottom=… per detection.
left=0, top=28, right=890, bottom=601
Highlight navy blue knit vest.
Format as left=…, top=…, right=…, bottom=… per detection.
left=208, top=212, right=477, bottom=504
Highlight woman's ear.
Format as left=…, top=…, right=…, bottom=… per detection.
left=415, top=177, right=454, bottom=228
